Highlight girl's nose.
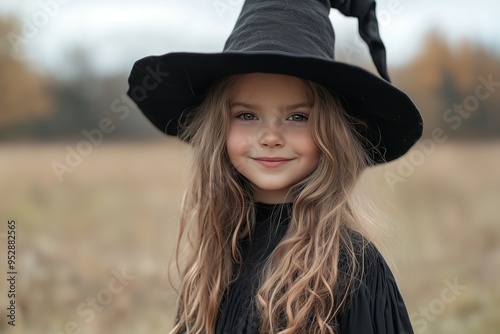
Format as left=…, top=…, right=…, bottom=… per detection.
left=258, top=124, right=284, bottom=147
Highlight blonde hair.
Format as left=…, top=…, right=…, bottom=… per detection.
left=170, top=74, right=377, bottom=334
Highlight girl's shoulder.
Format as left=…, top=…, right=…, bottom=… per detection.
left=337, top=230, right=414, bottom=333
left=343, top=229, right=392, bottom=280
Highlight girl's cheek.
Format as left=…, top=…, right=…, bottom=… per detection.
left=227, top=126, right=253, bottom=153
left=231, top=123, right=259, bottom=142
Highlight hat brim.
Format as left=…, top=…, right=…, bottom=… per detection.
left=127, top=51, right=423, bottom=163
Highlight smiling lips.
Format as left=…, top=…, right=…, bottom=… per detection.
left=253, top=157, right=293, bottom=168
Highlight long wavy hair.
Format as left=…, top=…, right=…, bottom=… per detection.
left=169, top=73, right=380, bottom=334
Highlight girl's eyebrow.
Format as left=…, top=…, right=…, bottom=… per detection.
left=230, top=102, right=312, bottom=111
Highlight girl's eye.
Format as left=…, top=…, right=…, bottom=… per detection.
left=288, top=113, right=309, bottom=122
left=234, top=112, right=308, bottom=121
left=236, top=112, right=257, bottom=120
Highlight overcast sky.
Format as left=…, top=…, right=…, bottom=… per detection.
left=2, top=0, right=499, bottom=78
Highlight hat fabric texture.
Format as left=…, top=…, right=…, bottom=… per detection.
left=127, top=0, right=423, bottom=164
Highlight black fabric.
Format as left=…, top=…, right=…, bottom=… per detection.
left=330, top=0, right=390, bottom=81
left=211, top=202, right=414, bottom=333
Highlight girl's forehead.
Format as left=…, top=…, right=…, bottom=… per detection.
left=231, top=73, right=312, bottom=106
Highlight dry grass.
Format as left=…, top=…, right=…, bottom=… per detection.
left=0, top=140, right=498, bottom=334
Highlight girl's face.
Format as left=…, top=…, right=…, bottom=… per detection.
left=227, top=73, right=320, bottom=203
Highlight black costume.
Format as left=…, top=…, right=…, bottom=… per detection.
left=214, top=202, right=414, bottom=333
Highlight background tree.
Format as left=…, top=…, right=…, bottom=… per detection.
left=0, top=18, right=53, bottom=136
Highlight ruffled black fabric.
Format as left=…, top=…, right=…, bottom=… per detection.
left=336, top=241, right=414, bottom=333
left=194, top=202, right=413, bottom=333
left=215, top=202, right=293, bottom=333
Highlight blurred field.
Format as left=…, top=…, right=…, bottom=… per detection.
left=0, top=140, right=499, bottom=334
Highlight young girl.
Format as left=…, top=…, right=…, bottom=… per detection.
left=127, top=1, right=423, bottom=333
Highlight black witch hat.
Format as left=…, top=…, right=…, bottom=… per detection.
left=127, top=0, right=423, bottom=163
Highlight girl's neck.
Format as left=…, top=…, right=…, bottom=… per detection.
left=253, top=188, right=294, bottom=204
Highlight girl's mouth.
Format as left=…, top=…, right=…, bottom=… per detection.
left=253, top=158, right=293, bottom=168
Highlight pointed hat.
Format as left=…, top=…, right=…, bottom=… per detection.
left=127, top=0, right=423, bottom=163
